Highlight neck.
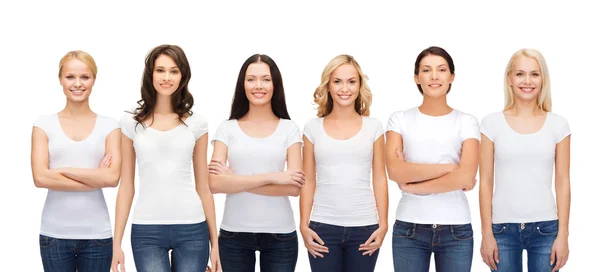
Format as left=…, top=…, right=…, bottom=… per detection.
left=327, top=103, right=360, bottom=120
left=244, top=103, right=277, bottom=121
left=510, top=98, right=542, bottom=116
left=419, top=95, right=452, bottom=116
left=62, top=99, right=93, bottom=117
left=154, top=94, right=174, bottom=114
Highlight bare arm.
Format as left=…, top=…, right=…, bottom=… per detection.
left=193, top=134, right=219, bottom=246
left=55, top=129, right=122, bottom=188
left=299, top=136, right=316, bottom=228
left=31, top=127, right=95, bottom=191
left=113, top=133, right=136, bottom=249
left=402, top=138, right=479, bottom=194
left=479, top=134, right=495, bottom=235
left=385, top=131, right=455, bottom=185
left=555, top=136, right=571, bottom=238
left=373, top=135, right=389, bottom=228
left=248, top=142, right=303, bottom=197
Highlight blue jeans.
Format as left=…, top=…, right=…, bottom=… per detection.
left=218, top=229, right=298, bottom=271
left=392, top=220, right=474, bottom=272
left=492, top=220, right=559, bottom=272
left=131, top=222, right=210, bottom=272
left=307, top=221, right=380, bottom=272
left=39, top=234, right=112, bottom=272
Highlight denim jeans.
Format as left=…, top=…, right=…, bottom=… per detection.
left=39, top=234, right=112, bottom=272
left=131, top=221, right=210, bottom=272
left=492, top=220, right=559, bottom=272
left=392, top=220, right=474, bottom=272
left=307, top=221, right=380, bottom=272
left=218, top=229, right=298, bottom=272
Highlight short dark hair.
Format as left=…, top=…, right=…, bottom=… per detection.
left=414, top=46, right=455, bottom=94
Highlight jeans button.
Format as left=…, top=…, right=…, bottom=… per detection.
left=520, top=223, right=525, bottom=229
left=432, top=224, right=437, bottom=229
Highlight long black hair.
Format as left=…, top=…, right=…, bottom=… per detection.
left=133, top=44, right=194, bottom=126
left=229, top=54, right=291, bottom=120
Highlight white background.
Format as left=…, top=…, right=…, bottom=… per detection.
left=1, top=0, right=598, bottom=271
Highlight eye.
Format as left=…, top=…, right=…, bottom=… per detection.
left=66, top=75, right=74, bottom=79
left=81, top=75, right=90, bottom=80
left=422, top=69, right=430, bottom=72
left=263, top=78, right=271, bottom=82
left=156, top=68, right=164, bottom=73
left=532, top=72, right=540, bottom=77
left=349, top=80, right=357, bottom=84
left=247, top=78, right=255, bottom=82
left=333, top=79, right=341, bottom=84
left=170, top=70, right=179, bottom=74
left=516, top=72, right=524, bottom=77
left=440, top=68, right=447, bottom=72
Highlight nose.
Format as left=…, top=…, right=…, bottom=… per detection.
left=524, top=74, right=532, bottom=84
left=163, top=71, right=171, bottom=81
left=431, top=70, right=439, bottom=80
left=255, top=79, right=263, bottom=89
left=74, top=77, right=82, bottom=87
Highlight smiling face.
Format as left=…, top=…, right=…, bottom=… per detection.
left=328, top=64, right=360, bottom=109
left=244, top=62, right=274, bottom=106
left=152, top=54, right=182, bottom=97
left=59, top=58, right=95, bottom=103
left=508, top=55, right=543, bottom=103
left=414, top=54, right=455, bottom=98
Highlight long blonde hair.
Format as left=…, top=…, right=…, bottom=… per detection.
left=504, top=48, right=552, bottom=112
left=313, top=54, right=372, bottom=117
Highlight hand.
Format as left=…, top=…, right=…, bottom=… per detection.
left=206, top=245, right=221, bottom=272
left=480, top=234, right=499, bottom=270
left=111, top=247, right=126, bottom=272
left=99, top=153, right=112, bottom=168
left=551, top=235, right=569, bottom=271
left=396, top=149, right=405, bottom=162
left=300, top=225, right=328, bottom=258
left=270, top=170, right=305, bottom=187
left=359, top=226, right=387, bottom=256
left=208, top=160, right=233, bottom=175
left=398, top=183, right=416, bottom=194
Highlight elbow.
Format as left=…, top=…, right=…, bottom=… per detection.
left=105, top=171, right=121, bottom=188
left=32, top=173, right=47, bottom=188
left=289, top=187, right=301, bottom=197
left=208, top=175, right=223, bottom=194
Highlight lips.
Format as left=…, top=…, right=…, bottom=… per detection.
left=428, top=84, right=442, bottom=88
left=160, top=83, right=173, bottom=88
left=252, top=92, right=267, bottom=98
left=337, top=94, right=351, bottom=100
left=520, top=87, right=535, bottom=93
left=70, top=90, right=86, bottom=95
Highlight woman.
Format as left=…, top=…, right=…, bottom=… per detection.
left=479, top=48, right=570, bottom=272
left=31, top=50, right=121, bottom=271
left=111, top=44, right=220, bottom=272
left=208, top=54, right=304, bottom=272
left=385, top=46, right=480, bottom=272
left=299, top=54, right=388, bottom=272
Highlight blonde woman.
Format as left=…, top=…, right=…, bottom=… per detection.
left=300, top=54, right=389, bottom=272
left=31, top=51, right=121, bottom=271
left=479, top=49, right=570, bottom=272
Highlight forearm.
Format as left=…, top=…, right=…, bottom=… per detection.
left=33, top=170, right=96, bottom=191
left=404, top=169, right=471, bottom=194
left=388, top=160, right=453, bottom=184
left=113, top=186, right=134, bottom=248
left=248, top=184, right=300, bottom=197
left=209, top=173, right=273, bottom=194
left=198, top=188, right=219, bottom=244
left=299, top=184, right=315, bottom=227
left=373, top=177, right=389, bottom=228
left=556, top=180, right=571, bottom=238
left=56, top=167, right=119, bottom=188
left=479, top=179, right=494, bottom=235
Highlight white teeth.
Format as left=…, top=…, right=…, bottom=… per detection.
left=253, top=93, right=266, bottom=98
left=339, top=95, right=350, bottom=99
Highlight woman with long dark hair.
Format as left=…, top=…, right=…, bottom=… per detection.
left=111, top=44, right=220, bottom=272
left=208, top=54, right=304, bottom=271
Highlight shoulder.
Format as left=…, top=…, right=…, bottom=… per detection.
left=280, top=119, right=300, bottom=130
left=303, top=117, right=322, bottom=130
left=454, top=109, right=479, bottom=124
left=96, top=114, right=119, bottom=129
left=33, top=114, right=57, bottom=133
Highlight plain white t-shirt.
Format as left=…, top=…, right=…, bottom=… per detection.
left=120, top=112, right=208, bottom=224
left=480, top=111, right=571, bottom=224
left=212, top=119, right=302, bottom=233
left=34, top=114, right=118, bottom=239
left=387, top=107, right=480, bottom=224
left=304, top=117, right=383, bottom=227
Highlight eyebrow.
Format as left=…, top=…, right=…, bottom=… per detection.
left=332, top=77, right=357, bottom=80
left=155, top=65, right=179, bottom=69
left=515, top=70, right=540, bottom=73
left=421, top=64, right=448, bottom=68
left=246, top=74, right=271, bottom=77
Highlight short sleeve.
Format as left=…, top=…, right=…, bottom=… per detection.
left=285, top=121, right=303, bottom=148
left=212, top=121, right=230, bottom=147
left=119, top=113, right=138, bottom=140
left=302, top=119, right=318, bottom=144
left=105, top=116, right=120, bottom=131
left=479, top=113, right=495, bottom=142
left=461, top=114, right=480, bottom=142
left=386, top=111, right=404, bottom=135
left=33, top=115, right=51, bottom=134
left=372, top=118, right=384, bottom=143
left=554, top=114, right=571, bottom=143
left=189, top=114, right=209, bottom=141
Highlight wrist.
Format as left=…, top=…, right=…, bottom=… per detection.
left=558, top=230, right=569, bottom=239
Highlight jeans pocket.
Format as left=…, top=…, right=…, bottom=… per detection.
left=219, top=229, right=238, bottom=238
left=309, top=221, right=321, bottom=230
left=271, top=231, right=298, bottom=241
left=92, top=237, right=113, bottom=246
left=492, top=224, right=507, bottom=234
left=451, top=224, right=474, bottom=240
left=39, top=235, right=56, bottom=248
left=536, top=220, right=559, bottom=236
left=392, top=221, right=415, bottom=238
left=363, top=224, right=379, bottom=232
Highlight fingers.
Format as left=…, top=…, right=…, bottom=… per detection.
left=553, top=254, right=567, bottom=271
left=359, top=233, right=381, bottom=255
left=308, top=248, right=324, bottom=258
left=550, top=249, right=556, bottom=266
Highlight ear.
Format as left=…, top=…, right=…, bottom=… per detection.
left=449, top=73, right=455, bottom=84
left=414, top=74, right=420, bottom=85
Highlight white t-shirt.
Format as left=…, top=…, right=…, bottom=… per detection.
left=212, top=119, right=302, bottom=233
left=120, top=112, right=208, bottom=224
left=387, top=107, right=480, bottom=224
left=480, top=112, right=571, bottom=224
left=34, top=114, right=118, bottom=239
left=304, top=117, right=383, bottom=227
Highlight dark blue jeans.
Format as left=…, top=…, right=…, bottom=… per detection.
left=492, top=220, right=559, bottom=272
left=218, top=229, right=298, bottom=272
left=39, top=234, right=112, bottom=272
left=131, top=222, right=210, bottom=272
left=392, top=220, right=474, bottom=272
left=307, top=221, right=380, bottom=272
